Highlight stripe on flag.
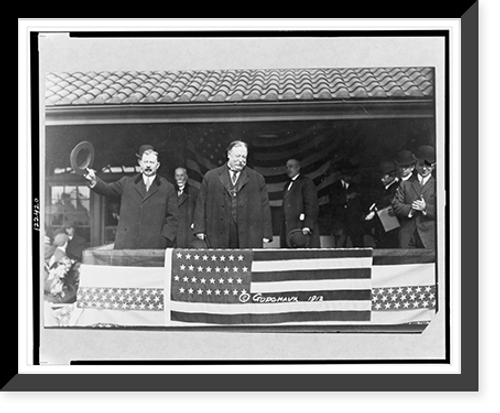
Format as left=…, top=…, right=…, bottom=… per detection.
left=183, top=126, right=347, bottom=208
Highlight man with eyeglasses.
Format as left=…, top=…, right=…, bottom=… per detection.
left=192, top=140, right=273, bottom=249
left=392, top=145, right=436, bottom=249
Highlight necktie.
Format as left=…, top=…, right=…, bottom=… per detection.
left=145, top=178, right=151, bottom=191
left=231, top=171, right=238, bottom=185
left=419, top=177, right=425, bottom=188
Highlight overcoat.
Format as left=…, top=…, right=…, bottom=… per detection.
left=175, top=183, right=199, bottom=248
left=328, top=180, right=365, bottom=237
left=280, top=175, right=320, bottom=248
left=391, top=175, right=436, bottom=248
left=192, top=165, right=273, bottom=249
left=92, top=174, right=178, bottom=249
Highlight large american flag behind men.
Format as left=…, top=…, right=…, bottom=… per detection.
left=182, top=123, right=360, bottom=208
left=67, top=248, right=437, bottom=328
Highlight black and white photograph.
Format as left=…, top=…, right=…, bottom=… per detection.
left=14, top=15, right=483, bottom=396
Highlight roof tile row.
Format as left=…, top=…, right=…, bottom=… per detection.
left=45, top=67, right=434, bottom=106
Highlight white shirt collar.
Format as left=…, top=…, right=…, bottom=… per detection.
left=418, top=174, right=431, bottom=186
left=143, top=174, right=156, bottom=184
left=227, top=163, right=241, bottom=173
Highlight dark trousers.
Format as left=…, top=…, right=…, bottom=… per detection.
left=408, top=229, right=425, bottom=248
left=228, top=219, right=239, bottom=249
left=333, top=233, right=364, bottom=248
left=374, top=229, right=399, bottom=249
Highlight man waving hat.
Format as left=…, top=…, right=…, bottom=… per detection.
left=83, top=144, right=178, bottom=249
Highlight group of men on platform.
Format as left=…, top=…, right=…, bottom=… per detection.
left=83, top=140, right=436, bottom=251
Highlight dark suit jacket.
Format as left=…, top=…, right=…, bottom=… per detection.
left=175, top=184, right=199, bottom=248
left=328, top=180, right=365, bottom=236
left=365, top=180, right=400, bottom=248
left=391, top=175, right=436, bottom=248
left=66, top=233, right=89, bottom=262
left=192, top=165, right=273, bottom=249
left=280, top=175, right=320, bottom=248
left=92, top=174, right=179, bottom=249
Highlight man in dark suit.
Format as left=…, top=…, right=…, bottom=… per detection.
left=192, top=140, right=273, bottom=249
left=364, top=160, right=400, bottom=249
left=392, top=146, right=436, bottom=249
left=280, top=159, right=320, bottom=248
left=84, top=144, right=179, bottom=249
left=328, top=161, right=365, bottom=247
left=173, top=167, right=198, bottom=248
left=394, top=149, right=417, bottom=183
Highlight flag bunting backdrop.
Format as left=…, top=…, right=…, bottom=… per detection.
left=184, top=125, right=357, bottom=208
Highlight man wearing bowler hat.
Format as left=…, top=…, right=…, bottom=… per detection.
left=392, top=145, right=437, bottom=249
left=83, top=144, right=178, bottom=249
left=328, top=160, right=365, bottom=247
left=394, top=149, right=417, bottom=183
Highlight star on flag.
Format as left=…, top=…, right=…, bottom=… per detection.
left=371, top=285, right=436, bottom=311
left=171, top=249, right=253, bottom=303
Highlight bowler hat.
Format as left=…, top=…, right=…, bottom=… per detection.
left=70, top=141, right=95, bottom=175
left=286, top=229, right=311, bottom=248
left=394, top=150, right=415, bottom=166
left=378, top=160, right=397, bottom=175
left=136, top=144, right=156, bottom=159
left=415, top=145, right=436, bottom=164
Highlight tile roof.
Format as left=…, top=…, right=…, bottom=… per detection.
left=45, top=67, right=434, bottom=106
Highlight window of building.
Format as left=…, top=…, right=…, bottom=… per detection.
left=46, top=185, right=91, bottom=242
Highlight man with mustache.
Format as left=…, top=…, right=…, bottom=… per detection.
left=84, top=144, right=178, bottom=249
left=192, top=140, right=273, bottom=249
left=392, top=145, right=436, bottom=249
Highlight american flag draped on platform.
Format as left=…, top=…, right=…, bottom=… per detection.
left=169, top=248, right=373, bottom=325
left=68, top=248, right=437, bottom=328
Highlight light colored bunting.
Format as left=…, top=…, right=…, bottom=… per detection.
left=66, top=248, right=437, bottom=328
